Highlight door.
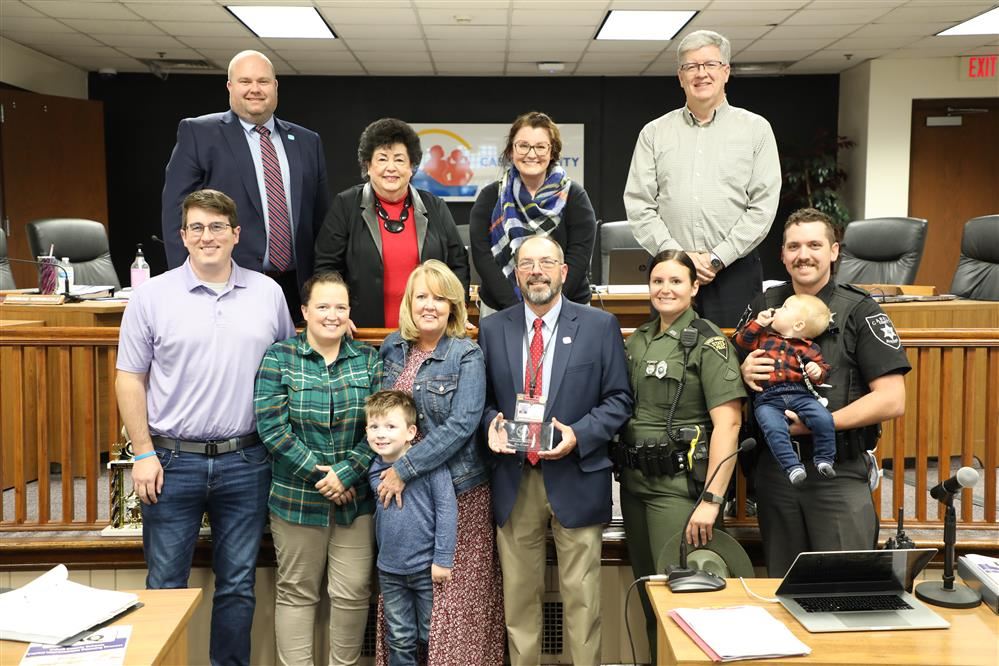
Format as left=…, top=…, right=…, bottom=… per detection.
left=0, top=89, right=108, bottom=288
left=908, top=98, right=999, bottom=291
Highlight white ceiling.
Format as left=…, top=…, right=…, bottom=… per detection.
left=1, top=0, right=997, bottom=77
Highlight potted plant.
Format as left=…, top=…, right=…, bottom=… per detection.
left=782, top=131, right=856, bottom=233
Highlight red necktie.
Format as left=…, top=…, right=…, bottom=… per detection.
left=525, top=317, right=544, bottom=466
left=255, top=125, right=293, bottom=272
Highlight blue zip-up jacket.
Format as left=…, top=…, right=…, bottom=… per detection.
left=380, top=333, right=488, bottom=495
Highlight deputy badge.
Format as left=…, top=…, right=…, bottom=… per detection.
left=655, top=361, right=668, bottom=378
left=866, top=313, right=901, bottom=349
left=646, top=361, right=657, bottom=376
left=703, top=336, right=729, bottom=360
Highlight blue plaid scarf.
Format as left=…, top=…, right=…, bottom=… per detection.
left=488, top=165, right=571, bottom=298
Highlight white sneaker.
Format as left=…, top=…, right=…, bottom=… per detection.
left=788, top=467, right=807, bottom=486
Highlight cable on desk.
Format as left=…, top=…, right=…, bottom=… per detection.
left=740, top=576, right=780, bottom=603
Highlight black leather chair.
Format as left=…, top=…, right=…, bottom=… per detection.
left=950, top=215, right=999, bottom=301
left=837, top=217, right=928, bottom=285
left=0, top=231, right=15, bottom=290
left=26, top=218, right=120, bottom=289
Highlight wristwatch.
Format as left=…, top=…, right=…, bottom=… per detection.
left=701, top=490, right=725, bottom=505
left=709, top=252, right=724, bottom=271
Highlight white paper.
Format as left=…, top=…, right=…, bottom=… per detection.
left=965, top=554, right=999, bottom=590
left=20, top=626, right=131, bottom=666
left=674, top=605, right=811, bottom=661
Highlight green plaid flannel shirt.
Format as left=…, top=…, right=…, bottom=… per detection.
left=255, top=332, right=382, bottom=526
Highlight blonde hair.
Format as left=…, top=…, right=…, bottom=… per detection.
left=398, top=260, right=468, bottom=341
left=785, top=294, right=831, bottom=339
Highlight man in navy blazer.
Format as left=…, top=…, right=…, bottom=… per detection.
left=161, top=50, right=329, bottom=314
left=479, top=236, right=633, bottom=666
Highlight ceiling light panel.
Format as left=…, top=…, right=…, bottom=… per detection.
left=596, top=10, right=696, bottom=41
left=227, top=6, right=336, bottom=39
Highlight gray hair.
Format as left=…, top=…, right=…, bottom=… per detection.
left=227, top=50, right=276, bottom=80
left=677, top=30, right=731, bottom=64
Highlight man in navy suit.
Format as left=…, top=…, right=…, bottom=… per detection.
left=161, top=50, right=329, bottom=315
left=479, top=235, right=633, bottom=666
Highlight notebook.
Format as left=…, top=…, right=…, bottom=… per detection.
left=775, top=549, right=949, bottom=633
left=607, top=248, right=649, bottom=285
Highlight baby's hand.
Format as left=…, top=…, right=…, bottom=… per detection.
left=804, top=361, right=822, bottom=381
left=431, top=564, right=452, bottom=583
left=755, top=308, right=775, bottom=326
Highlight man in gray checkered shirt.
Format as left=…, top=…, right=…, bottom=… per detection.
left=624, top=29, right=781, bottom=328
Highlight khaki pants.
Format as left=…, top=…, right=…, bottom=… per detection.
left=271, top=513, right=374, bottom=666
left=496, top=466, right=603, bottom=666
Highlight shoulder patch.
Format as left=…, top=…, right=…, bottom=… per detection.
left=865, top=313, right=901, bottom=349
left=703, top=336, right=729, bottom=360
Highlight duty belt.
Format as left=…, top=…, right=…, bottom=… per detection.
left=615, top=426, right=712, bottom=478
left=151, top=433, right=261, bottom=456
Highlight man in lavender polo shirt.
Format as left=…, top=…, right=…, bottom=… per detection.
left=116, top=189, right=294, bottom=666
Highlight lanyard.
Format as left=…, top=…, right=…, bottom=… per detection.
left=523, top=319, right=558, bottom=398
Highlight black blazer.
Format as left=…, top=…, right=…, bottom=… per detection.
left=314, top=183, right=469, bottom=328
left=469, top=180, right=596, bottom=311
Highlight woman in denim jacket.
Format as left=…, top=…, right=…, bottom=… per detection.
left=375, top=259, right=505, bottom=664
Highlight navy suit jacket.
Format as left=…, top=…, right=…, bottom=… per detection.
left=478, top=299, right=633, bottom=528
left=161, top=110, right=330, bottom=289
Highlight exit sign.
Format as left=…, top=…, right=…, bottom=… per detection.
left=960, top=54, right=997, bottom=80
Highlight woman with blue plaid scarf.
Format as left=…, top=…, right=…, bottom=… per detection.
left=469, top=111, right=596, bottom=315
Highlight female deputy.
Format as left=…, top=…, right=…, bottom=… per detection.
left=620, top=250, right=745, bottom=657
left=255, top=271, right=382, bottom=666
left=469, top=111, right=595, bottom=315
left=314, top=118, right=469, bottom=328
left=375, top=259, right=505, bottom=663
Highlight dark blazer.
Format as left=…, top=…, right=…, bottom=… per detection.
left=313, top=183, right=470, bottom=328
left=161, top=110, right=330, bottom=290
left=469, top=180, right=596, bottom=311
left=478, top=299, right=633, bottom=528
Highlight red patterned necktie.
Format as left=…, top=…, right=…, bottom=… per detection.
left=255, top=125, right=293, bottom=272
left=524, top=317, right=544, bottom=465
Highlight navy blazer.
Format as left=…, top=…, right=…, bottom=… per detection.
left=161, top=110, right=330, bottom=289
left=478, top=299, right=633, bottom=528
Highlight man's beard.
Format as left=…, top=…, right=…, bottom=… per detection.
left=522, top=276, right=561, bottom=306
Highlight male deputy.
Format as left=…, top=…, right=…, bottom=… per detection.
left=740, top=208, right=910, bottom=576
left=117, top=189, right=295, bottom=665
left=479, top=236, right=633, bottom=666
left=624, top=29, right=781, bottom=327
left=162, top=50, right=329, bottom=316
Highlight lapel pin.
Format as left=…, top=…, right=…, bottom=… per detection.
left=288, top=134, right=295, bottom=141
left=562, top=336, right=571, bottom=344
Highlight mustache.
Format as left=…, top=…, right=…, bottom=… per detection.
left=792, top=260, right=818, bottom=268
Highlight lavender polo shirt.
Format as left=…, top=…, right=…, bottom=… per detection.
left=117, top=259, right=295, bottom=440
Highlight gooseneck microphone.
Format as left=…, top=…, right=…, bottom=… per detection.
left=4, top=256, right=75, bottom=300
left=929, top=466, right=979, bottom=501
left=667, top=437, right=756, bottom=593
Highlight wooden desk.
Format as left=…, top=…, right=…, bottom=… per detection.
left=0, top=588, right=201, bottom=666
left=0, top=319, right=44, bottom=328
left=0, top=301, right=125, bottom=327
left=650, top=579, right=998, bottom=666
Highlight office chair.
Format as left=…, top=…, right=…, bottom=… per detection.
left=950, top=214, right=999, bottom=301
left=26, top=218, right=121, bottom=289
left=598, top=220, right=645, bottom=285
left=0, top=230, right=16, bottom=290
left=837, top=217, right=928, bottom=286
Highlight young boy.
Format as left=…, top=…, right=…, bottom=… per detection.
left=366, top=390, right=457, bottom=665
left=735, top=294, right=836, bottom=486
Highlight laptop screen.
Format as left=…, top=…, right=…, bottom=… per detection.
left=776, top=549, right=936, bottom=596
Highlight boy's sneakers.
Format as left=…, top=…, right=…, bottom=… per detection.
left=788, top=467, right=807, bottom=486
left=816, top=461, right=837, bottom=479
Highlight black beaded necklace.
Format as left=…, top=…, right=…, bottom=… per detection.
left=374, top=195, right=411, bottom=233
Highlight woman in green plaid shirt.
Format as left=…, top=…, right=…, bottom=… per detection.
left=255, top=270, right=382, bottom=666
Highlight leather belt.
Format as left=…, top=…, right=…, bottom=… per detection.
left=151, top=434, right=261, bottom=456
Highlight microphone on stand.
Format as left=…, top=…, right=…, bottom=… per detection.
left=4, top=256, right=77, bottom=301
left=916, top=466, right=981, bottom=609
left=667, top=438, right=756, bottom=593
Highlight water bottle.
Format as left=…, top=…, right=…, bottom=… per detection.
left=130, top=244, right=151, bottom=288
left=56, top=257, right=74, bottom=293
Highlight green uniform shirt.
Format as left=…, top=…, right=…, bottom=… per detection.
left=624, top=308, right=746, bottom=444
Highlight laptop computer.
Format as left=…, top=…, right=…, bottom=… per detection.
left=607, top=248, right=649, bottom=285
left=776, top=549, right=949, bottom=633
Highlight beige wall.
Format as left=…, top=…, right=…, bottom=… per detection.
left=839, top=56, right=999, bottom=221
left=0, top=37, right=87, bottom=99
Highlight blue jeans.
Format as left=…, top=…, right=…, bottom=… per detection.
left=379, top=568, right=434, bottom=666
left=141, top=442, right=271, bottom=666
left=754, top=385, right=835, bottom=475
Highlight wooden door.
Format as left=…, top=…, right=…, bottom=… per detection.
left=909, top=99, right=999, bottom=291
left=0, top=89, right=108, bottom=288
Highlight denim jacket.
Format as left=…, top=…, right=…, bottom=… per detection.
left=381, top=332, right=488, bottom=495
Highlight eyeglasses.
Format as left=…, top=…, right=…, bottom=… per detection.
left=516, top=258, right=561, bottom=272
left=185, top=222, right=232, bottom=236
left=679, top=60, right=727, bottom=73
left=513, top=142, right=551, bottom=157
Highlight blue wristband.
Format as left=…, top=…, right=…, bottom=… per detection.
left=132, top=451, right=156, bottom=462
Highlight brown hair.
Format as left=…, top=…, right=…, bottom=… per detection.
left=500, top=111, right=563, bottom=171
left=648, top=249, right=697, bottom=284
left=398, top=260, right=468, bottom=341
left=182, top=189, right=238, bottom=228
left=300, top=270, right=348, bottom=306
left=784, top=207, right=839, bottom=245
left=364, top=390, right=418, bottom=427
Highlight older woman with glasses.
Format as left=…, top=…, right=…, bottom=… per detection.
left=314, top=118, right=469, bottom=328
left=469, top=111, right=596, bottom=316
